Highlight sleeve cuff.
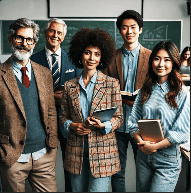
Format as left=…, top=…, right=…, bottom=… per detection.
left=100, top=121, right=112, bottom=134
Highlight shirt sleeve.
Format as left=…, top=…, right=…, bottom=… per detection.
left=100, top=121, right=112, bottom=134
left=62, top=120, right=74, bottom=134
left=127, top=91, right=143, bottom=137
left=165, top=89, right=190, bottom=145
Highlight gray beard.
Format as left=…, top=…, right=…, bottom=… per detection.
left=11, top=45, right=33, bottom=61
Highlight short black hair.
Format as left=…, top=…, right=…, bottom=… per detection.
left=68, top=27, right=115, bottom=70
left=116, top=10, right=143, bottom=31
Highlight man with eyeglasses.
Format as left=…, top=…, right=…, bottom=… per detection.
left=0, top=18, right=59, bottom=192
left=31, top=18, right=81, bottom=192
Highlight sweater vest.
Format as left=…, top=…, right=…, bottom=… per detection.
left=16, top=68, right=46, bottom=154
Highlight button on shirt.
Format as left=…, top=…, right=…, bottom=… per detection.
left=45, top=46, right=62, bottom=72
left=64, top=71, right=112, bottom=134
left=11, top=57, right=47, bottom=162
left=119, top=44, right=140, bottom=133
left=128, top=81, right=190, bottom=145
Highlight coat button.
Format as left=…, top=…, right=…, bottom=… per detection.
left=20, top=140, right=24, bottom=145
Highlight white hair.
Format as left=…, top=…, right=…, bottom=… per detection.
left=45, top=18, right=67, bottom=36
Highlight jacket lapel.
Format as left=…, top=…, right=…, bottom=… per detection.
left=1, top=59, right=26, bottom=120
left=40, top=48, right=50, bottom=69
left=69, top=71, right=107, bottom=120
left=135, top=45, right=147, bottom=90
left=31, top=61, right=47, bottom=123
left=60, top=49, right=67, bottom=84
left=115, top=48, right=124, bottom=90
left=70, top=77, right=83, bottom=122
left=90, top=71, right=106, bottom=115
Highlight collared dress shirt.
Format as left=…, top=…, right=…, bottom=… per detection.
left=45, top=46, right=62, bottom=72
left=118, top=44, right=140, bottom=133
left=64, top=71, right=112, bottom=134
left=128, top=81, right=190, bottom=145
left=10, top=57, right=47, bottom=162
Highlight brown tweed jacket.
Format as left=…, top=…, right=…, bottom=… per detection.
left=103, top=45, right=152, bottom=91
left=0, top=58, right=59, bottom=167
left=60, top=71, right=123, bottom=178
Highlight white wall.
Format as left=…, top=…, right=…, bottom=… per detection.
left=0, top=0, right=190, bottom=63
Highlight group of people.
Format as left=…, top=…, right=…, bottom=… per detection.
left=0, top=9, right=190, bottom=192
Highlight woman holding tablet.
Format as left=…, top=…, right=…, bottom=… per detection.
left=128, top=41, right=190, bottom=192
left=59, top=27, right=123, bottom=192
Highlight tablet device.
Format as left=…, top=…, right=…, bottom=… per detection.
left=138, top=119, right=164, bottom=143
left=92, top=106, right=118, bottom=122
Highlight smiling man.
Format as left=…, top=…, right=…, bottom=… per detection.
left=0, top=18, right=59, bottom=192
left=30, top=18, right=81, bottom=192
left=103, top=10, right=152, bottom=192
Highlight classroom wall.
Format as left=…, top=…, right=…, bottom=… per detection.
left=0, top=0, right=190, bottom=63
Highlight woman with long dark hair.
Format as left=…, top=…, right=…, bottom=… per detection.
left=128, top=41, right=190, bottom=192
left=180, top=46, right=190, bottom=77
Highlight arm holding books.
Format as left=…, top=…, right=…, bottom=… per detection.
left=133, top=130, right=171, bottom=154
left=128, top=92, right=172, bottom=154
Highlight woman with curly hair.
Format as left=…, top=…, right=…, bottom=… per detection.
left=128, top=41, right=190, bottom=192
left=59, top=27, right=123, bottom=192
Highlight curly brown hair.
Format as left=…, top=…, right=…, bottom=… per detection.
left=140, top=41, right=183, bottom=108
left=68, top=27, right=116, bottom=70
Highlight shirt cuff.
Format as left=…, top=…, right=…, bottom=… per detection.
left=100, top=121, right=112, bottom=134
left=64, top=120, right=74, bottom=134
left=129, top=128, right=139, bottom=138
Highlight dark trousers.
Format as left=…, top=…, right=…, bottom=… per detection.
left=111, top=132, right=138, bottom=192
left=58, top=128, right=72, bottom=192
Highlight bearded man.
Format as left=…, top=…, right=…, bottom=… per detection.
left=0, top=18, right=59, bottom=192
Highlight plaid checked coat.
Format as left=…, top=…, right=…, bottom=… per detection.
left=60, top=71, right=123, bottom=178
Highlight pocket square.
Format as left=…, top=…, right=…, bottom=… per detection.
left=65, top=69, right=74, bottom=73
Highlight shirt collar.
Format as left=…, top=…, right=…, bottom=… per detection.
left=153, top=81, right=170, bottom=93
left=10, top=56, right=31, bottom=73
left=79, top=70, right=98, bottom=88
left=45, top=46, right=61, bottom=57
left=122, top=43, right=140, bottom=57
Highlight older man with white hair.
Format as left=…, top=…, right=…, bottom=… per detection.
left=31, top=18, right=81, bottom=192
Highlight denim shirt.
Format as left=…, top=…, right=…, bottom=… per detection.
left=118, top=44, right=140, bottom=133
left=10, top=57, right=47, bottom=162
left=128, top=81, right=190, bottom=145
left=64, top=71, right=112, bottom=134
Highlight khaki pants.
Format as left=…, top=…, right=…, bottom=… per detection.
left=0, top=148, right=57, bottom=192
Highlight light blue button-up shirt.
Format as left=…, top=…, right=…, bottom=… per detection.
left=64, top=71, right=112, bottom=134
left=118, top=44, right=140, bottom=133
left=128, top=81, right=190, bottom=145
left=10, top=57, right=47, bottom=162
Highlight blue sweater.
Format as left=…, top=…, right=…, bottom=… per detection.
left=16, top=68, right=46, bottom=154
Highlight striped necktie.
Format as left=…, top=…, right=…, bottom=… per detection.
left=51, top=53, right=60, bottom=88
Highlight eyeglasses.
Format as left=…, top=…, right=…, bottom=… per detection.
left=14, top=35, right=34, bottom=45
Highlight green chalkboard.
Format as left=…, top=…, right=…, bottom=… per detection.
left=1, top=20, right=181, bottom=54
